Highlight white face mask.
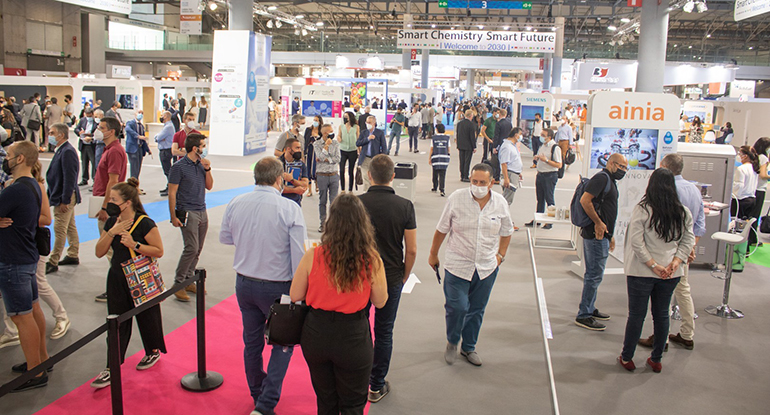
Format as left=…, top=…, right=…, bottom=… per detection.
left=94, top=129, right=104, bottom=142
left=470, top=184, right=489, bottom=199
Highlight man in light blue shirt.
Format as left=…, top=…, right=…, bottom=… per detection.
left=154, top=111, right=175, bottom=196
left=498, top=127, right=524, bottom=207
left=220, top=157, right=307, bottom=415
left=640, top=153, right=706, bottom=351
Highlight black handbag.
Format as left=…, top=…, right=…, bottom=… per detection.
left=26, top=118, right=41, bottom=131
left=265, top=300, right=308, bottom=347
left=19, top=180, right=51, bottom=256
left=760, top=206, right=770, bottom=234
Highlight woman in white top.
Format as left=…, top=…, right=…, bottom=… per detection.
left=732, top=145, right=760, bottom=219
left=198, top=96, right=208, bottom=128
left=619, top=168, right=695, bottom=373
left=749, top=138, right=770, bottom=245
left=188, top=98, right=199, bottom=123
left=407, top=106, right=423, bottom=153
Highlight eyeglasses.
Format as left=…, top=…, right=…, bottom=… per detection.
left=615, top=161, right=629, bottom=171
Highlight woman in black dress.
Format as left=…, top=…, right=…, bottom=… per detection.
left=91, top=178, right=166, bottom=389
left=304, top=115, right=323, bottom=196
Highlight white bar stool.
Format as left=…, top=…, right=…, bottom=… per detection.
left=706, top=218, right=755, bottom=319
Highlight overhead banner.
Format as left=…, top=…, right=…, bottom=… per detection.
left=397, top=29, right=555, bottom=53
left=571, top=61, right=638, bottom=90
left=55, top=0, right=131, bottom=15
left=180, top=0, right=202, bottom=35
left=734, top=0, right=770, bottom=21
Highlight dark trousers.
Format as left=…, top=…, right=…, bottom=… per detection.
left=482, top=139, right=490, bottom=162
left=490, top=150, right=501, bottom=181
left=458, top=150, right=473, bottom=180
left=621, top=276, right=680, bottom=363
left=339, top=150, right=358, bottom=191
left=80, top=144, right=96, bottom=182
left=731, top=196, right=756, bottom=220
left=432, top=168, right=446, bottom=192
left=421, top=123, right=430, bottom=139
left=408, top=126, right=419, bottom=151
left=369, top=282, right=404, bottom=391
left=535, top=171, right=558, bottom=213
left=531, top=136, right=542, bottom=163
left=106, top=269, right=166, bottom=367
left=127, top=151, right=143, bottom=179
left=749, top=190, right=765, bottom=245
left=160, top=148, right=173, bottom=182
left=301, top=308, right=372, bottom=415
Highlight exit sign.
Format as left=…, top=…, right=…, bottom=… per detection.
left=440, top=1, right=532, bottom=9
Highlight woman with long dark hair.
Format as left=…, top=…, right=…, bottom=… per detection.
left=689, top=116, right=704, bottom=143
left=619, top=168, right=694, bottom=373
left=91, top=178, right=166, bottom=388
left=338, top=111, right=359, bottom=192
left=732, top=145, right=760, bottom=220
left=749, top=138, right=770, bottom=245
left=291, top=194, right=388, bottom=414
left=305, top=115, right=323, bottom=196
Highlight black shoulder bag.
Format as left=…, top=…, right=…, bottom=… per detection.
left=265, top=299, right=309, bottom=347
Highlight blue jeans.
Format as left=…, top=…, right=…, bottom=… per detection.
left=577, top=237, right=610, bottom=319
left=621, top=276, right=680, bottom=363
left=444, top=269, right=498, bottom=352
left=94, top=142, right=105, bottom=170
left=235, top=275, right=294, bottom=412
left=388, top=128, right=401, bottom=154
left=0, top=262, right=38, bottom=316
left=369, top=281, right=403, bottom=391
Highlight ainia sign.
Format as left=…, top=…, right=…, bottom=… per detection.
left=397, top=29, right=555, bottom=53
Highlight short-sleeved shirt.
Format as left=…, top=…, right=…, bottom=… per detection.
left=581, top=169, right=619, bottom=239
left=173, top=129, right=199, bottom=151
left=482, top=116, right=497, bottom=140
left=536, top=140, right=562, bottom=173
left=279, top=155, right=307, bottom=206
left=104, top=214, right=156, bottom=273
left=0, top=177, right=41, bottom=265
left=391, top=113, right=405, bottom=131
left=359, top=186, right=417, bottom=286
left=93, top=140, right=127, bottom=197
left=168, top=155, right=207, bottom=211
left=274, top=130, right=299, bottom=153
left=498, top=140, right=523, bottom=174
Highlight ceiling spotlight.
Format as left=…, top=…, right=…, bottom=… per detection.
left=526, top=26, right=532, bottom=31
left=302, top=29, right=308, bottom=36
left=608, top=25, right=618, bottom=31
left=551, top=27, right=558, bottom=31
left=208, top=2, right=217, bottom=11
left=674, top=44, right=678, bottom=47
left=749, top=46, right=754, bottom=50
left=267, top=20, right=273, bottom=28
left=451, top=26, right=455, bottom=30
left=478, top=25, right=484, bottom=29
left=407, top=24, right=411, bottom=28
left=221, top=24, right=225, bottom=29
left=696, top=1, right=708, bottom=12
left=503, top=26, right=510, bottom=30
left=688, top=45, right=692, bottom=49
left=431, top=24, right=437, bottom=28
left=706, top=33, right=711, bottom=38
left=295, top=29, right=300, bottom=35
left=275, top=20, right=282, bottom=28
left=596, top=17, right=601, bottom=21
left=267, top=5, right=277, bottom=11
left=295, top=15, right=304, bottom=19
left=621, top=17, right=631, bottom=23
left=316, top=21, right=324, bottom=26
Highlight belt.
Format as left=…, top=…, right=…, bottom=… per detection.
left=237, top=273, right=290, bottom=283
left=309, top=307, right=367, bottom=321
left=316, top=172, right=338, bottom=176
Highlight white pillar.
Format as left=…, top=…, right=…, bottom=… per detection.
left=551, top=17, right=565, bottom=89
left=635, top=0, right=669, bottom=92
left=542, top=55, right=551, bottom=91
left=228, top=0, right=253, bottom=31
left=466, top=68, right=475, bottom=99
left=421, top=48, right=430, bottom=91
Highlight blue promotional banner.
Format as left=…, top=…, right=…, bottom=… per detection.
left=243, top=33, right=271, bottom=155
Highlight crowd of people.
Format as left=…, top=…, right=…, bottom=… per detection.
left=0, top=92, right=768, bottom=415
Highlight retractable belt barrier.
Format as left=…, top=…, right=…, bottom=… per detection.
left=0, top=268, right=224, bottom=414
left=527, top=230, right=561, bottom=415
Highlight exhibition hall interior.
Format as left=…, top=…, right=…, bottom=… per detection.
left=1, top=0, right=770, bottom=414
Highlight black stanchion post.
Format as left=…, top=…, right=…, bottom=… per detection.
left=181, top=268, right=224, bottom=392
left=107, top=314, right=124, bottom=415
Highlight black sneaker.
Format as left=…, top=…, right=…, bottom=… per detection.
left=12, top=362, right=54, bottom=373
left=45, top=263, right=58, bottom=274
left=95, top=292, right=108, bottom=302
left=575, top=317, right=606, bottom=331
left=368, top=380, right=391, bottom=403
left=542, top=224, right=553, bottom=230
left=58, top=256, right=80, bottom=266
left=11, top=374, right=48, bottom=393
left=525, top=220, right=537, bottom=227
left=78, top=180, right=88, bottom=186
left=440, top=191, right=445, bottom=197
left=592, top=309, right=611, bottom=321
left=91, top=369, right=110, bottom=389
left=136, top=351, right=161, bottom=370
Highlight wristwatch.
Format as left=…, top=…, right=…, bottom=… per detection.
left=134, top=242, right=141, bottom=251
left=204, top=168, right=211, bottom=172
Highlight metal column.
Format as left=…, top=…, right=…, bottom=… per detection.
left=228, top=0, right=253, bottom=31
left=466, top=68, right=475, bottom=99
left=421, top=48, right=430, bottom=90
left=551, top=17, right=565, bottom=90
left=635, top=0, right=669, bottom=93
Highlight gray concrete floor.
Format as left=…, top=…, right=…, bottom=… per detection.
left=1, top=131, right=769, bottom=414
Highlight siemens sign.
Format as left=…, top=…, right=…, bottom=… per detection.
left=397, top=29, right=555, bottom=53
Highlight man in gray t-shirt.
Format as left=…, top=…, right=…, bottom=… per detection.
left=273, top=114, right=305, bottom=157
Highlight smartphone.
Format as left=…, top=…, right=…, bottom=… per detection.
left=432, top=265, right=442, bottom=284
left=175, top=209, right=187, bottom=226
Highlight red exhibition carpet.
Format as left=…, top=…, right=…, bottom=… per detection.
left=35, top=295, right=370, bottom=415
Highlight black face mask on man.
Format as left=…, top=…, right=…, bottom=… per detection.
left=292, top=150, right=302, bottom=161
left=1, top=157, right=18, bottom=175
left=612, top=169, right=626, bottom=181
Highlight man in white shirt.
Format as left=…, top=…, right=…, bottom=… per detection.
left=428, top=163, right=513, bottom=367
left=525, top=128, right=562, bottom=230
left=678, top=114, right=689, bottom=142
left=499, top=127, right=524, bottom=210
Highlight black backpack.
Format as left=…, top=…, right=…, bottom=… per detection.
left=551, top=144, right=565, bottom=179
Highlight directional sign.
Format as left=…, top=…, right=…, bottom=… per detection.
left=440, top=1, right=532, bottom=9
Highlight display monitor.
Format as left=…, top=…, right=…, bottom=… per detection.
left=682, top=110, right=706, bottom=123
left=590, top=127, right=659, bottom=170
left=520, top=105, right=543, bottom=120
left=302, top=100, right=333, bottom=117
left=117, top=94, right=134, bottom=110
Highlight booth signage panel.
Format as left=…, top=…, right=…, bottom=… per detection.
left=518, top=93, right=553, bottom=121
left=243, top=33, right=271, bottom=155
left=571, top=62, right=637, bottom=90
left=281, top=85, right=292, bottom=129
left=585, top=92, right=681, bottom=260
left=397, top=29, right=555, bottom=53
left=682, top=101, right=714, bottom=124
left=300, top=85, right=343, bottom=118
left=735, top=0, right=770, bottom=21
left=111, top=65, right=132, bottom=79
left=730, top=80, right=756, bottom=98
left=180, top=0, right=203, bottom=35
left=56, top=0, right=131, bottom=15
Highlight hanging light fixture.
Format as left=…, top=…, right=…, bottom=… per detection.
left=608, top=25, right=618, bottom=31
left=267, top=20, right=273, bottom=28
left=275, top=20, right=282, bottom=28
left=208, top=2, right=217, bottom=11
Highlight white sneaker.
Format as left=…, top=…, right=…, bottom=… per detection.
left=0, top=333, right=20, bottom=349
left=50, top=318, right=71, bottom=340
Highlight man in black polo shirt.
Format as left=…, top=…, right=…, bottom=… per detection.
left=358, top=154, right=417, bottom=403
left=168, top=133, right=213, bottom=302
left=279, top=138, right=309, bottom=206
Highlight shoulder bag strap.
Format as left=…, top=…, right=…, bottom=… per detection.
left=127, top=215, right=148, bottom=259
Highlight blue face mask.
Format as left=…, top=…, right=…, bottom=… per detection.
left=48, top=135, right=58, bottom=147
left=94, top=118, right=101, bottom=123
left=313, top=121, right=319, bottom=127
left=200, top=147, right=208, bottom=159
left=137, top=114, right=143, bottom=121
left=86, top=117, right=93, bottom=122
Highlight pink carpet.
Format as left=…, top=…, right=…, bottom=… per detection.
left=35, top=295, right=370, bottom=415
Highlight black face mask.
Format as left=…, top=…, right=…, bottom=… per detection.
left=327, top=133, right=335, bottom=139
left=2, top=157, right=17, bottom=176
left=105, top=202, right=124, bottom=217
left=612, top=169, right=627, bottom=181
left=292, top=151, right=302, bottom=161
